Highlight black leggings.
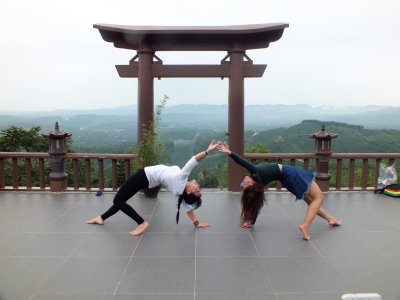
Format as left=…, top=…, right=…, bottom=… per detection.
left=101, top=169, right=149, bottom=225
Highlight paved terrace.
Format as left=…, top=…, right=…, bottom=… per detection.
left=0, top=190, right=399, bottom=300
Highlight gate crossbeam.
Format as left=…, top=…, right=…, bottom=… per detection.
left=116, top=63, right=267, bottom=78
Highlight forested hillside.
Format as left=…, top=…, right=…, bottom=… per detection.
left=2, top=104, right=400, bottom=153
left=249, top=120, right=400, bottom=154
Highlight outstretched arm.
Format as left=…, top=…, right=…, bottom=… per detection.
left=181, top=140, right=219, bottom=176
left=194, top=140, right=219, bottom=162
left=187, top=210, right=210, bottom=228
left=217, top=141, right=258, bottom=174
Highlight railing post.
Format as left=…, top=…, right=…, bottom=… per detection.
left=0, top=158, right=4, bottom=189
left=42, top=122, right=71, bottom=192
left=309, top=125, right=338, bottom=192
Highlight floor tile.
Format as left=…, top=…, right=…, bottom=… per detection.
left=196, top=232, right=258, bottom=257
left=145, top=214, right=197, bottom=233
left=118, top=257, right=195, bottom=293
left=276, top=292, right=344, bottom=300
left=41, top=256, right=129, bottom=293
left=326, top=255, right=400, bottom=294
left=196, top=293, right=277, bottom=300
left=247, top=214, right=300, bottom=233
left=355, top=231, right=400, bottom=256
left=32, top=293, right=113, bottom=300
left=0, top=232, right=36, bottom=256
left=196, top=257, right=273, bottom=293
left=11, top=232, right=88, bottom=257
left=0, top=214, right=59, bottom=233
left=252, top=231, right=320, bottom=257
left=114, top=294, right=193, bottom=300
left=310, top=231, right=380, bottom=257
left=263, top=257, right=348, bottom=293
left=0, top=256, right=64, bottom=300
left=134, top=232, right=195, bottom=257
left=72, top=232, right=140, bottom=257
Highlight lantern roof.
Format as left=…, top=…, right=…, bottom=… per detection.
left=42, top=122, right=71, bottom=138
left=308, top=125, right=338, bottom=139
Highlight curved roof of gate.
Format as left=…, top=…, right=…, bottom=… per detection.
left=93, top=23, right=289, bottom=51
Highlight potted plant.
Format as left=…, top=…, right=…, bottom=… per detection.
left=137, top=95, right=168, bottom=197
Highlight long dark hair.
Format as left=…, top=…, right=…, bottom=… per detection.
left=241, top=177, right=265, bottom=224
left=176, top=192, right=202, bottom=224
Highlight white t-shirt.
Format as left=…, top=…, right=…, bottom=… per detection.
left=144, top=156, right=199, bottom=212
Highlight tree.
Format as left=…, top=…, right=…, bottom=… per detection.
left=0, top=125, right=48, bottom=152
left=137, top=95, right=168, bottom=169
left=245, top=142, right=272, bottom=165
left=217, top=162, right=228, bottom=189
left=245, top=142, right=271, bottom=155
left=0, top=125, right=50, bottom=186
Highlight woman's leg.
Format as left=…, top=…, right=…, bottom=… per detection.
left=298, top=181, right=324, bottom=241
left=303, top=194, right=342, bottom=226
left=87, top=169, right=149, bottom=235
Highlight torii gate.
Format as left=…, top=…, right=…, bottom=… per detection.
left=94, top=23, right=288, bottom=191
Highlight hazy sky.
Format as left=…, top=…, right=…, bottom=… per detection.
left=1, top=0, right=399, bottom=111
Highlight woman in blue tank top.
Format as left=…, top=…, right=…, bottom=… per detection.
left=218, top=141, right=341, bottom=241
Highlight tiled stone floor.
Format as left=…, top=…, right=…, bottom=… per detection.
left=0, top=190, right=400, bottom=300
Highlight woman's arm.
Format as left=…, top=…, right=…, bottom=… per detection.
left=187, top=210, right=209, bottom=228
left=194, top=140, right=218, bottom=162
left=217, top=141, right=257, bottom=174
left=181, top=140, right=219, bottom=179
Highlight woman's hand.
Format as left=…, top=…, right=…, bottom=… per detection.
left=195, top=140, right=219, bottom=162
left=187, top=211, right=210, bottom=228
left=240, top=221, right=253, bottom=228
left=217, top=141, right=231, bottom=155
left=206, top=140, right=219, bottom=154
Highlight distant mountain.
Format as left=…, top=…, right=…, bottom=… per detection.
left=1, top=104, right=400, bottom=135
left=1, top=106, right=399, bottom=162
left=249, top=120, right=400, bottom=153
left=0, top=105, right=138, bottom=117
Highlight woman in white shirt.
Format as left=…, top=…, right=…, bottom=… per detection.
left=87, top=140, right=218, bottom=236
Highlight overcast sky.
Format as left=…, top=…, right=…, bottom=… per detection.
left=1, top=0, right=399, bottom=111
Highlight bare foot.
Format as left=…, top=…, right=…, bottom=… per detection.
left=129, top=221, right=149, bottom=236
left=196, top=222, right=210, bottom=228
left=328, top=218, right=342, bottom=226
left=299, top=224, right=310, bottom=241
left=86, top=216, right=104, bottom=225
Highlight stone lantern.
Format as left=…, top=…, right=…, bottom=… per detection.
left=42, top=122, right=71, bottom=192
left=308, top=125, right=338, bottom=191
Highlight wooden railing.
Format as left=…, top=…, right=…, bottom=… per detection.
left=0, top=152, right=137, bottom=192
left=1, top=151, right=399, bottom=192
left=245, top=152, right=400, bottom=191
left=0, top=152, right=49, bottom=191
